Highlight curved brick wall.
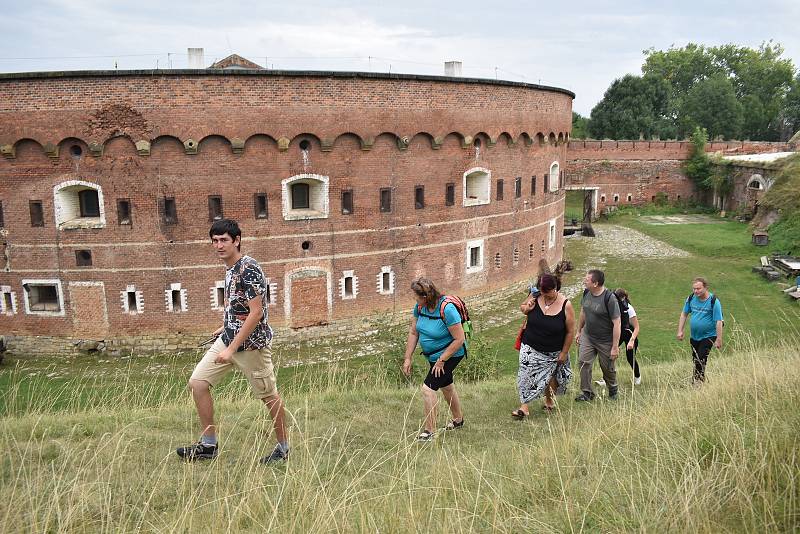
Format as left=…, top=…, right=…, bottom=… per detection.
left=0, top=70, right=572, bottom=351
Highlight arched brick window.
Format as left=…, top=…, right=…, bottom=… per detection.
left=53, top=180, right=105, bottom=229
left=548, top=162, right=560, bottom=193
left=282, top=174, right=329, bottom=220
left=463, top=167, right=491, bottom=206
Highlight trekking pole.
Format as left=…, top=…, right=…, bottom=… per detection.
left=197, top=335, right=218, bottom=348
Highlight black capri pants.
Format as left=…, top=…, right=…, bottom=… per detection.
left=423, top=356, right=462, bottom=391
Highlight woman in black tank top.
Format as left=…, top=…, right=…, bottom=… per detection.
left=512, top=273, right=576, bottom=418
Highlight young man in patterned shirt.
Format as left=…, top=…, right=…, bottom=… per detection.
left=177, top=219, right=289, bottom=463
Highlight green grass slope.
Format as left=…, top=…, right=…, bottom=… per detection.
left=1, top=344, right=798, bottom=532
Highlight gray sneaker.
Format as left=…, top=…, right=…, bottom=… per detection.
left=260, top=444, right=288, bottom=464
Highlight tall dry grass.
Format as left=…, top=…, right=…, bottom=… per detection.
left=1, top=340, right=798, bottom=532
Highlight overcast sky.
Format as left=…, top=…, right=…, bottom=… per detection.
left=1, top=0, right=798, bottom=115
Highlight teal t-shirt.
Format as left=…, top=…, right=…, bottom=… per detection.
left=683, top=293, right=723, bottom=341
left=413, top=297, right=466, bottom=362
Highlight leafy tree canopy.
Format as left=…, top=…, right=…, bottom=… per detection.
left=680, top=74, right=744, bottom=140
left=588, top=74, right=672, bottom=140
left=571, top=112, right=589, bottom=139
left=590, top=42, right=796, bottom=140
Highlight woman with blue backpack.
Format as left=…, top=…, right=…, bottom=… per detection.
left=402, top=277, right=468, bottom=442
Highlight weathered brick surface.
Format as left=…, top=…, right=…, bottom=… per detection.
left=566, top=139, right=790, bottom=212
left=0, top=71, right=571, bottom=353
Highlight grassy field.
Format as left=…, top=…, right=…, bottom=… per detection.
left=1, top=215, right=799, bottom=531
left=1, top=341, right=798, bottom=532
left=2, top=215, right=799, bottom=416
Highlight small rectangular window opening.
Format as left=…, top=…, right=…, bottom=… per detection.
left=344, top=276, right=354, bottom=297
left=0, top=200, right=4, bottom=227
left=380, top=188, right=392, bottom=213
left=531, top=176, right=537, bottom=196
left=127, top=291, right=138, bottom=312
left=469, top=247, right=480, bottom=268
left=496, top=180, right=504, bottom=201
left=254, top=194, right=268, bottom=219
left=544, top=173, right=549, bottom=194
left=216, top=287, right=225, bottom=307
left=29, top=285, right=59, bottom=312
left=117, top=199, right=132, bottom=225
left=382, top=272, right=391, bottom=292
left=208, top=196, right=223, bottom=221
left=75, top=250, right=92, bottom=267
left=78, top=189, right=100, bottom=217
left=291, top=183, right=310, bottom=209
left=514, top=177, right=521, bottom=198
left=3, top=292, right=12, bottom=311
left=170, top=289, right=181, bottom=311
left=415, top=186, right=425, bottom=209
left=341, top=190, right=353, bottom=215
left=445, top=183, right=455, bottom=206
left=30, top=201, right=44, bottom=227
left=163, top=197, right=177, bottom=224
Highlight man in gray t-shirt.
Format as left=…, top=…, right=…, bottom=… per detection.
left=575, top=269, right=621, bottom=401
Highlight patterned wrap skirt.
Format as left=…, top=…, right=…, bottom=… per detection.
left=517, top=342, right=573, bottom=404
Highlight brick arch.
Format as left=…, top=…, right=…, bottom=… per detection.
left=103, top=135, right=137, bottom=156
left=535, top=132, right=546, bottom=146
left=150, top=135, right=185, bottom=157
left=410, top=132, right=436, bottom=150
left=498, top=132, right=514, bottom=146
left=7, top=138, right=46, bottom=160
left=332, top=132, right=364, bottom=150
left=198, top=134, right=232, bottom=149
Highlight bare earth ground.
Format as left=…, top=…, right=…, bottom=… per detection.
left=638, top=214, right=727, bottom=225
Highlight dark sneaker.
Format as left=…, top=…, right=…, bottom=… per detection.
left=260, top=444, right=288, bottom=464
left=445, top=418, right=464, bottom=431
left=575, top=392, right=595, bottom=402
left=608, top=385, right=619, bottom=400
left=177, top=441, right=218, bottom=461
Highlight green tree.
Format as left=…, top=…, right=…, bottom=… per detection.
left=682, top=127, right=712, bottom=190
left=783, top=75, right=800, bottom=138
left=642, top=44, right=721, bottom=123
left=679, top=74, right=744, bottom=140
left=571, top=112, right=589, bottom=139
left=712, top=42, right=794, bottom=140
left=640, top=42, right=796, bottom=140
left=588, top=74, right=671, bottom=139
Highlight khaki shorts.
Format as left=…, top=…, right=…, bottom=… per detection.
left=190, top=337, right=278, bottom=399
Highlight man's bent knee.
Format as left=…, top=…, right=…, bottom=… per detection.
left=188, top=379, right=211, bottom=393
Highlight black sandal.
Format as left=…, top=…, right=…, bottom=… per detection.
left=511, top=409, right=527, bottom=420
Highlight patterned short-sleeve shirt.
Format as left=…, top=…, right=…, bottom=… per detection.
left=222, top=255, right=272, bottom=351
